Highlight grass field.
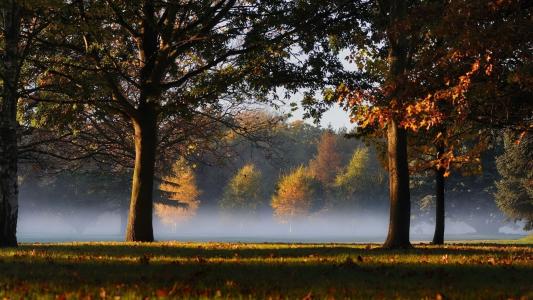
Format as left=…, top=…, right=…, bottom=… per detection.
left=0, top=240, right=532, bottom=299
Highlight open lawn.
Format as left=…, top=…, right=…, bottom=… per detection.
left=0, top=241, right=531, bottom=299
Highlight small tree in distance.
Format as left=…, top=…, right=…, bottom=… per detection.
left=271, top=166, right=316, bottom=233
left=332, top=147, right=380, bottom=210
left=156, top=159, right=200, bottom=231
left=309, top=131, right=343, bottom=188
left=220, top=164, right=263, bottom=216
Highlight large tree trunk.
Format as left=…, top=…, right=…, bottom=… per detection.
left=0, top=1, right=22, bottom=247
left=432, top=165, right=445, bottom=244
left=0, top=127, right=18, bottom=247
left=125, top=104, right=157, bottom=242
left=383, top=119, right=411, bottom=249
left=381, top=0, right=411, bottom=249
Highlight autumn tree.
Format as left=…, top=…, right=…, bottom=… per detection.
left=306, top=0, right=450, bottom=248
left=271, top=166, right=316, bottom=232
left=309, top=131, right=343, bottom=187
left=408, top=121, right=493, bottom=244
left=495, top=131, right=533, bottom=230
left=33, top=0, right=352, bottom=242
left=156, top=158, right=200, bottom=230
left=303, top=0, right=531, bottom=248
left=405, top=0, right=531, bottom=244
left=338, top=0, right=417, bottom=248
left=220, top=164, right=263, bottom=216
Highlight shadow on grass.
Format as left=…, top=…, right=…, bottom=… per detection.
left=0, top=255, right=531, bottom=298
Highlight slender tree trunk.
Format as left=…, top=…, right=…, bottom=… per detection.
left=0, top=1, right=22, bottom=247
left=432, top=165, right=445, bottom=245
left=383, top=119, right=411, bottom=249
left=125, top=104, right=157, bottom=242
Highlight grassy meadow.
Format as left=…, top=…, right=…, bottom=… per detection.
left=0, top=240, right=531, bottom=299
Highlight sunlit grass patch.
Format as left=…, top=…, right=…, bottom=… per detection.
left=0, top=242, right=531, bottom=299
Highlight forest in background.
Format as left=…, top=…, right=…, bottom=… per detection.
left=17, top=114, right=523, bottom=238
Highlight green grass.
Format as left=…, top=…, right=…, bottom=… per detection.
left=519, top=234, right=533, bottom=243
left=0, top=242, right=531, bottom=299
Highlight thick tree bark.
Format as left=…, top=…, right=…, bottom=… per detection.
left=0, top=128, right=18, bottom=247
left=432, top=165, right=445, bottom=245
left=382, top=0, right=411, bottom=249
left=125, top=104, right=157, bottom=242
left=383, top=119, right=411, bottom=249
left=0, top=1, right=22, bottom=247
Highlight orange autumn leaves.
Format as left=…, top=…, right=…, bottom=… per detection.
left=338, top=58, right=487, bottom=133
left=271, top=166, right=315, bottom=224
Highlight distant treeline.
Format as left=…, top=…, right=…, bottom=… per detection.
left=19, top=116, right=518, bottom=235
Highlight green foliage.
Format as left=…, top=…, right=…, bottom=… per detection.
left=334, top=147, right=369, bottom=193
left=220, top=164, right=263, bottom=215
left=331, top=147, right=386, bottom=210
left=495, top=132, right=533, bottom=230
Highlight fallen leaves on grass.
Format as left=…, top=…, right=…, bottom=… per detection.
left=138, top=254, right=150, bottom=265
left=441, top=254, right=449, bottom=264
left=338, top=257, right=358, bottom=268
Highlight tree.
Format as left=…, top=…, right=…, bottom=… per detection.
left=35, top=0, right=349, bottom=241
left=0, top=0, right=23, bottom=247
left=220, top=163, right=263, bottom=216
left=308, top=131, right=343, bottom=187
left=408, top=122, right=491, bottom=244
left=333, top=147, right=386, bottom=211
left=404, top=0, right=531, bottom=244
left=495, top=131, right=533, bottom=230
left=271, top=166, right=316, bottom=232
left=305, top=0, right=531, bottom=248
left=0, top=0, right=54, bottom=246
left=335, top=0, right=416, bottom=248
left=156, top=158, right=200, bottom=230
left=1, top=0, right=104, bottom=246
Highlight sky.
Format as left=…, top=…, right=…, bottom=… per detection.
left=288, top=102, right=354, bottom=130
left=276, top=94, right=354, bottom=130
left=278, top=49, right=356, bottom=131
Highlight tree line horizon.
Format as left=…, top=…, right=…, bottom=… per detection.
left=1, top=0, right=531, bottom=248
left=17, top=120, right=520, bottom=239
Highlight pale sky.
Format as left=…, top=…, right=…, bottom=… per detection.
left=284, top=102, right=354, bottom=130
left=282, top=49, right=356, bottom=130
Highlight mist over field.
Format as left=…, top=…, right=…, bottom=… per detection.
left=13, top=121, right=531, bottom=245
left=16, top=200, right=528, bottom=243
left=15, top=125, right=531, bottom=243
